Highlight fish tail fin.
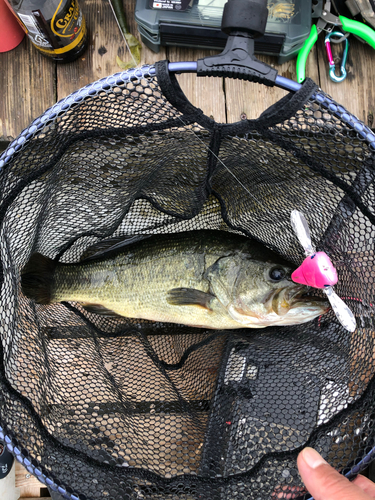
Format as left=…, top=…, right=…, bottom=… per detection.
left=21, top=253, right=57, bottom=304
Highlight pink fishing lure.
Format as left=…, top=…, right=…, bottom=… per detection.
left=291, top=252, right=338, bottom=289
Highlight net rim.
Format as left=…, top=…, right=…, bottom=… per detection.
left=1, top=62, right=375, bottom=500
left=1, top=64, right=374, bottom=174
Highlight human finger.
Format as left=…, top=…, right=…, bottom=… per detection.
left=352, top=474, right=375, bottom=499
left=297, top=447, right=373, bottom=500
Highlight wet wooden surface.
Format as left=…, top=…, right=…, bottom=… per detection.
left=1, top=0, right=374, bottom=144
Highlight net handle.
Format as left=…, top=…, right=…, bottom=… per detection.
left=165, top=62, right=302, bottom=93
left=192, top=0, right=278, bottom=85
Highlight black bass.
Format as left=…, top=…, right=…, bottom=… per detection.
left=21, top=230, right=329, bottom=329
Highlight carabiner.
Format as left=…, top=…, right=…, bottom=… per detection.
left=325, top=31, right=349, bottom=83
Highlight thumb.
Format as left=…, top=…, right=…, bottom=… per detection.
left=297, top=447, right=373, bottom=500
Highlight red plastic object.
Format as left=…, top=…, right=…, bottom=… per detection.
left=0, top=0, right=25, bottom=53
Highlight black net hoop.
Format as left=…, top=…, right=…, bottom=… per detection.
left=1, top=62, right=375, bottom=500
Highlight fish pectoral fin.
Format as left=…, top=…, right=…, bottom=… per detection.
left=166, top=288, right=215, bottom=310
left=81, top=303, right=123, bottom=318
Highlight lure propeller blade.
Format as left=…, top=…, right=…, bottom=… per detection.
left=324, top=287, right=357, bottom=333
left=290, top=210, right=356, bottom=333
left=290, top=210, right=314, bottom=256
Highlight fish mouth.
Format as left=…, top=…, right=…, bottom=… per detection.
left=287, top=285, right=327, bottom=304
left=288, top=287, right=330, bottom=317
left=271, top=285, right=330, bottom=316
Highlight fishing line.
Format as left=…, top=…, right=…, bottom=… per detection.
left=107, top=0, right=138, bottom=68
left=175, top=114, right=286, bottom=226
left=123, top=38, right=138, bottom=68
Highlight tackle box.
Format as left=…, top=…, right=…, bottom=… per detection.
left=135, top=0, right=323, bottom=63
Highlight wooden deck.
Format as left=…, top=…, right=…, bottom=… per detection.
left=1, top=0, right=374, bottom=146
left=15, top=462, right=50, bottom=499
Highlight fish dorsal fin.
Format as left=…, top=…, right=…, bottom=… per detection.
left=166, top=288, right=215, bottom=310
left=81, top=303, right=123, bottom=318
left=80, top=234, right=152, bottom=261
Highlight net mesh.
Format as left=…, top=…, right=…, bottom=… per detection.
left=0, top=63, right=375, bottom=500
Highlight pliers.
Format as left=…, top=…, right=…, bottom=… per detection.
left=296, top=0, right=375, bottom=83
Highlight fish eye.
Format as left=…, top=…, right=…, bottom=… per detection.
left=269, top=267, right=286, bottom=282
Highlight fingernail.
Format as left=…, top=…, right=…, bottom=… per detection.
left=302, top=447, right=328, bottom=469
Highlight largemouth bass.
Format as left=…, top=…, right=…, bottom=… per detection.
left=21, top=230, right=329, bottom=329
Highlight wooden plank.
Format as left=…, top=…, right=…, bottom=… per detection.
left=169, top=47, right=227, bottom=123
left=14, top=331, right=224, bottom=476
left=15, top=461, right=45, bottom=498
left=0, top=37, right=56, bottom=142
left=41, top=332, right=223, bottom=405
left=57, top=0, right=122, bottom=99
left=56, top=0, right=166, bottom=101
left=1, top=1, right=375, bottom=143
left=22, top=331, right=225, bottom=476
left=317, top=35, right=375, bottom=127
left=128, top=0, right=167, bottom=67
left=224, top=47, right=320, bottom=122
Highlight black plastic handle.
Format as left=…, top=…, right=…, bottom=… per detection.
left=197, top=0, right=278, bottom=85
left=221, top=0, right=268, bottom=36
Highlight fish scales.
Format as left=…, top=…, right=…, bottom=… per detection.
left=53, top=232, right=247, bottom=328
left=21, top=230, right=329, bottom=329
